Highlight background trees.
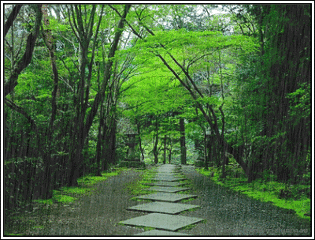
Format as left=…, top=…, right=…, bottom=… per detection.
left=226, top=4, right=311, bottom=183
left=4, top=4, right=311, bottom=213
left=4, top=4, right=132, bottom=208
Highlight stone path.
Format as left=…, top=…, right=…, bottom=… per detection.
left=119, top=164, right=204, bottom=236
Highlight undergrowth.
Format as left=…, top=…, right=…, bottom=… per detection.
left=196, top=166, right=311, bottom=221
left=33, top=168, right=126, bottom=205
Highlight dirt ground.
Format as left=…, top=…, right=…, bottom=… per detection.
left=4, top=165, right=311, bottom=237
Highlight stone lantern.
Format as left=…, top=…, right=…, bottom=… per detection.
left=119, top=127, right=144, bottom=168
left=118, top=117, right=145, bottom=168
left=125, top=132, right=140, bottom=162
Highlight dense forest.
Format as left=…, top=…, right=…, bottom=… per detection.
left=3, top=4, right=311, bottom=215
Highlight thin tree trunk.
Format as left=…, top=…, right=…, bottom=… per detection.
left=136, top=118, right=145, bottom=161
left=96, top=104, right=104, bottom=176
left=153, top=117, right=159, bottom=164
left=41, top=4, right=60, bottom=198
left=67, top=4, right=131, bottom=187
left=179, top=118, right=186, bottom=165
left=204, top=133, right=209, bottom=170
left=163, top=135, right=167, bottom=164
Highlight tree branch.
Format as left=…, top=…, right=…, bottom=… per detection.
left=4, top=4, right=42, bottom=97
left=4, top=4, right=22, bottom=37
left=4, top=98, right=38, bottom=133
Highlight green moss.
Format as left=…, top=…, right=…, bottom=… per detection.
left=77, top=171, right=119, bottom=187
left=179, top=219, right=206, bottom=231
left=124, top=170, right=156, bottom=196
left=181, top=206, right=200, bottom=213
left=177, top=190, right=190, bottom=194
left=181, top=197, right=196, bottom=203
left=33, top=198, right=54, bottom=205
left=60, top=187, right=91, bottom=195
left=143, top=226, right=156, bottom=231
left=196, top=168, right=311, bottom=221
left=32, top=169, right=125, bottom=207
left=53, top=194, right=76, bottom=203
left=32, top=225, right=44, bottom=229
left=4, top=233, right=24, bottom=236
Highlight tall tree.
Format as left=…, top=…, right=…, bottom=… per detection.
left=67, top=4, right=131, bottom=186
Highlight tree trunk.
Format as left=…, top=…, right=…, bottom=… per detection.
left=153, top=118, right=159, bottom=164
left=204, top=133, right=209, bottom=170
left=163, top=135, right=167, bottom=164
left=179, top=118, right=186, bottom=165
left=107, top=117, right=117, bottom=166
left=96, top=105, right=104, bottom=176
left=66, top=4, right=131, bottom=186
left=135, top=117, right=145, bottom=161
left=168, top=136, right=173, bottom=164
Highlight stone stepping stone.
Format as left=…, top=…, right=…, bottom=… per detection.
left=152, top=176, right=186, bottom=182
left=148, top=186, right=190, bottom=193
left=155, top=172, right=183, bottom=176
left=156, top=171, right=180, bottom=174
left=134, top=230, right=190, bottom=236
left=155, top=169, right=180, bottom=174
left=158, top=164, right=179, bottom=168
left=127, top=201, right=200, bottom=214
left=153, top=175, right=184, bottom=180
left=156, top=165, right=180, bottom=171
left=136, top=192, right=197, bottom=202
left=145, top=181, right=186, bottom=187
left=120, top=213, right=203, bottom=231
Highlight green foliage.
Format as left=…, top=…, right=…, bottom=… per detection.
left=287, top=82, right=310, bottom=126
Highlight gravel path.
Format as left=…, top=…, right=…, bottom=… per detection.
left=6, top=169, right=148, bottom=236
left=5, top=165, right=311, bottom=236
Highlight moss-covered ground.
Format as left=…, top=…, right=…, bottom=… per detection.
left=196, top=166, right=311, bottom=221
left=32, top=168, right=125, bottom=205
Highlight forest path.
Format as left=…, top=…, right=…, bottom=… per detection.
left=120, top=164, right=203, bottom=236
left=6, top=165, right=311, bottom=236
